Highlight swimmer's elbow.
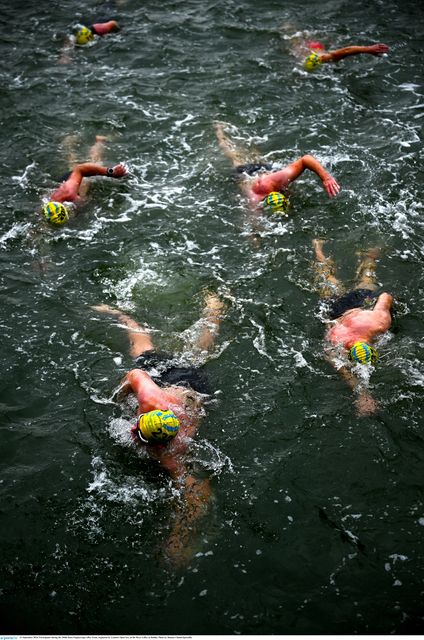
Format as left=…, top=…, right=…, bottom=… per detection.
left=125, top=369, right=142, bottom=388
left=126, top=368, right=154, bottom=393
left=300, top=154, right=321, bottom=173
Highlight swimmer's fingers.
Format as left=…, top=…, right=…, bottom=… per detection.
left=110, top=163, right=129, bottom=178
left=323, top=176, right=340, bottom=198
left=370, top=43, right=389, bottom=55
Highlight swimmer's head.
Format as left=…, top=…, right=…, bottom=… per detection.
left=263, top=191, right=289, bottom=215
left=42, top=201, right=69, bottom=226
left=307, top=41, right=325, bottom=51
left=348, top=341, right=378, bottom=365
left=137, top=409, right=180, bottom=444
left=75, top=26, right=94, bottom=45
left=304, top=53, right=322, bottom=71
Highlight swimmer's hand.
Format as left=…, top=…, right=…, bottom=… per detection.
left=108, top=163, right=128, bottom=178
left=91, top=303, right=122, bottom=316
left=355, top=390, right=378, bottom=417
left=323, top=175, right=340, bottom=198
left=368, top=43, right=389, bottom=56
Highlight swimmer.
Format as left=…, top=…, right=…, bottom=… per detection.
left=42, top=135, right=127, bottom=226
left=59, top=20, right=120, bottom=64
left=312, top=239, right=393, bottom=417
left=92, top=291, right=225, bottom=568
left=214, top=121, right=340, bottom=214
left=301, top=40, right=389, bottom=71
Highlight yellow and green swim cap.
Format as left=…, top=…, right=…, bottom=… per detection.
left=304, top=53, right=322, bottom=71
left=263, top=191, right=289, bottom=215
left=348, top=341, right=378, bottom=365
left=138, top=409, right=180, bottom=444
left=42, top=201, right=69, bottom=225
left=75, top=26, right=94, bottom=45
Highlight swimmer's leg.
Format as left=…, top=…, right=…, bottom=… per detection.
left=89, top=135, right=108, bottom=163
left=312, top=239, right=344, bottom=298
left=213, top=121, right=256, bottom=167
left=91, top=304, right=154, bottom=357
left=181, top=290, right=225, bottom=355
left=196, top=291, right=225, bottom=352
left=354, top=247, right=379, bottom=291
left=61, top=134, right=79, bottom=170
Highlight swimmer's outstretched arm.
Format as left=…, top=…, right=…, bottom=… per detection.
left=320, top=44, right=389, bottom=64
left=280, top=155, right=340, bottom=197
left=92, top=20, right=120, bottom=35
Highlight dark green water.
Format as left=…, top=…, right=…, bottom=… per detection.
left=1, top=0, right=424, bottom=634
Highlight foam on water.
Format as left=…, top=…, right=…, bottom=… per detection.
left=88, top=453, right=174, bottom=504
left=101, top=259, right=168, bottom=309
left=69, top=454, right=174, bottom=543
left=0, top=222, right=32, bottom=248
left=11, top=161, right=36, bottom=189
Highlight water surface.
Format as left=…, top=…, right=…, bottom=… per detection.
left=1, top=0, right=424, bottom=634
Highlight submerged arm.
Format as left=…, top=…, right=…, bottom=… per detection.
left=153, top=414, right=212, bottom=567
left=325, top=351, right=378, bottom=417
left=164, top=472, right=212, bottom=568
